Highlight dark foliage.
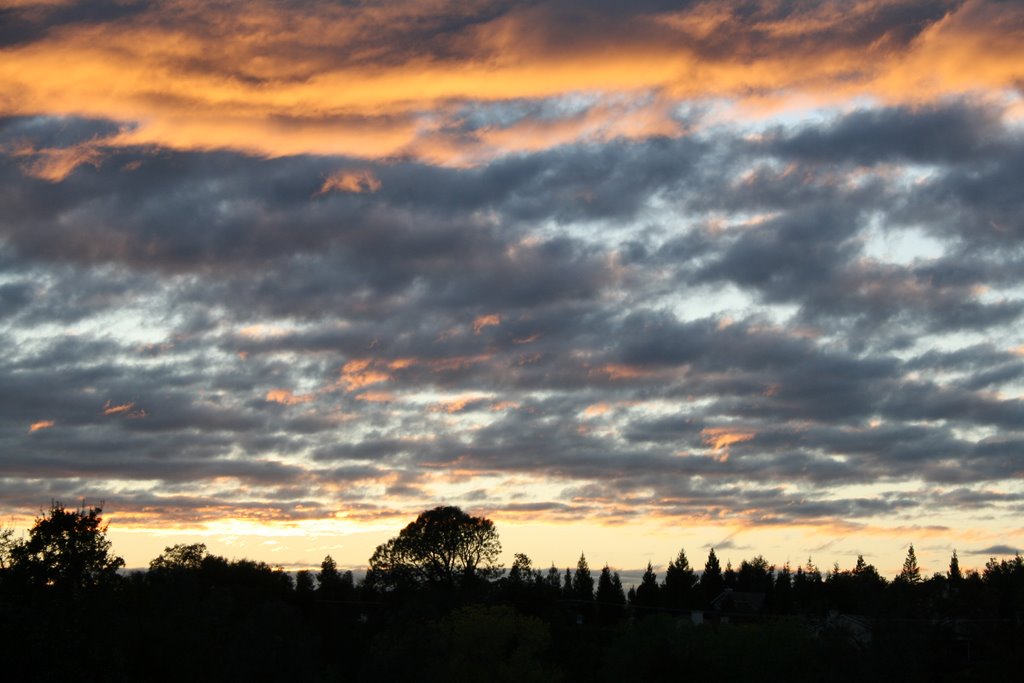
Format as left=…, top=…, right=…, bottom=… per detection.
left=2, top=504, right=1023, bottom=681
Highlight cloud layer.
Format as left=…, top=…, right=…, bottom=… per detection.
left=1, top=2, right=1023, bottom=562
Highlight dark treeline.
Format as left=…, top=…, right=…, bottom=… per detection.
left=1, top=503, right=1022, bottom=681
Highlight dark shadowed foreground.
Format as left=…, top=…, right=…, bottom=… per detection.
left=1, top=503, right=1021, bottom=682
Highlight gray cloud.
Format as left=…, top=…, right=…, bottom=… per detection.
left=1, top=51, right=1023, bottom=534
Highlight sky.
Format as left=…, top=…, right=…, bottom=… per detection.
left=2, top=0, right=1023, bottom=577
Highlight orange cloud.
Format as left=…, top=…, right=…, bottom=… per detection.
left=265, top=389, right=314, bottom=405
left=583, top=402, right=611, bottom=417
left=2, top=1, right=1017, bottom=164
left=339, top=358, right=392, bottom=392
left=472, top=314, right=501, bottom=334
left=103, top=401, right=147, bottom=418
left=702, top=427, right=756, bottom=452
left=317, top=169, right=381, bottom=195
left=596, top=364, right=658, bottom=380
left=28, top=420, right=55, bottom=432
left=356, top=390, right=396, bottom=402
left=10, top=139, right=107, bottom=181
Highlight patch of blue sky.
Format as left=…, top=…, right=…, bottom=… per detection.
left=690, top=94, right=882, bottom=138
left=860, top=217, right=948, bottom=266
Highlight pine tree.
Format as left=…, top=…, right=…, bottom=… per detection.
left=596, top=565, right=626, bottom=622
left=572, top=553, right=593, bottom=601
left=596, top=565, right=616, bottom=602
left=546, top=563, right=561, bottom=592
left=562, top=567, right=573, bottom=599
left=634, top=561, right=660, bottom=610
left=700, top=548, right=724, bottom=606
left=772, top=562, right=792, bottom=613
left=898, top=544, right=922, bottom=585
left=611, top=571, right=626, bottom=604
left=724, top=560, right=737, bottom=590
left=663, top=547, right=697, bottom=609
left=948, top=550, right=962, bottom=583
left=318, top=555, right=341, bottom=598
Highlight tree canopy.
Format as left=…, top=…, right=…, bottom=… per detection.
left=8, top=502, right=124, bottom=594
left=367, top=506, right=501, bottom=589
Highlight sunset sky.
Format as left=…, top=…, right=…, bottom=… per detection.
left=2, top=0, right=1023, bottom=577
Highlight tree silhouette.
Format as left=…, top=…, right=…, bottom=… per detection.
left=8, top=501, right=123, bottom=595
left=663, top=548, right=697, bottom=609
left=633, top=561, right=660, bottom=613
left=723, top=560, right=737, bottom=590
left=507, top=553, right=534, bottom=586
left=948, top=550, right=962, bottom=583
left=596, top=565, right=626, bottom=622
left=367, top=506, right=501, bottom=590
left=737, top=555, right=774, bottom=593
left=545, top=563, right=561, bottom=592
left=295, top=569, right=315, bottom=596
left=0, top=525, right=15, bottom=570
left=898, top=544, right=922, bottom=585
left=150, top=543, right=208, bottom=571
left=572, top=553, right=594, bottom=601
left=317, top=554, right=342, bottom=597
left=561, top=567, right=573, bottom=599
left=700, top=548, right=724, bottom=606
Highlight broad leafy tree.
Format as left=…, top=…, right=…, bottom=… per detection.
left=8, top=502, right=124, bottom=595
left=367, top=506, right=501, bottom=589
left=150, top=543, right=209, bottom=572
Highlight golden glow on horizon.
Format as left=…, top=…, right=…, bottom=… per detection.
left=88, top=510, right=1024, bottom=577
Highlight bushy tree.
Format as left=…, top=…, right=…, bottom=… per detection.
left=295, top=569, right=315, bottom=595
left=367, top=506, right=501, bottom=590
left=507, top=553, right=535, bottom=585
left=0, top=526, right=15, bottom=570
left=150, top=543, right=208, bottom=571
left=737, top=555, right=774, bottom=593
left=8, top=502, right=124, bottom=595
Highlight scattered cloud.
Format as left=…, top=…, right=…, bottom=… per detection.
left=0, top=1, right=1022, bottom=563
left=28, top=420, right=55, bottom=432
